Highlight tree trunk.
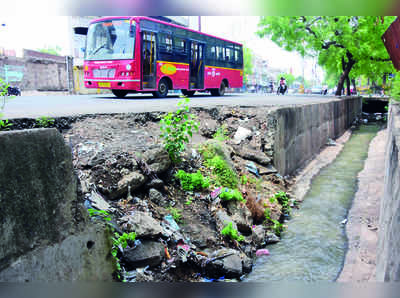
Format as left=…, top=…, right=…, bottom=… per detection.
left=346, top=76, right=351, bottom=96
left=352, top=78, right=357, bottom=94
left=335, top=51, right=356, bottom=96
left=383, top=73, right=387, bottom=86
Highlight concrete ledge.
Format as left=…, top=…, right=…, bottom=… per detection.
left=377, top=101, right=400, bottom=281
left=0, top=128, right=113, bottom=281
left=274, top=97, right=362, bottom=176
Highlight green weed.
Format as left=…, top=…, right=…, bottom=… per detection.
left=36, top=116, right=55, bottom=128
left=167, top=206, right=183, bottom=224
left=221, top=222, right=244, bottom=242
left=159, top=97, right=199, bottom=163
left=213, top=124, right=229, bottom=141
left=0, top=119, right=12, bottom=131
left=205, top=155, right=238, bottom=188
left=175, top=169, right=209, bottom=191
left=219, top=188, right=246, bottom=203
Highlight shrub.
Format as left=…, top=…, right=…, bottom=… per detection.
left=213, top=124, right=229, bottom=141
left=219, top=188, right=245, bottom=202
left=0, top=119, right=12, bottom=131
left=175, top=169, right=209, bottom=191
left=221, top=222, right=244, bottom=242
left=167, top=206, right=183, bottom=224
left=205, top=155, right=238, bottom=188
left=274, top=191, right=291, bottom=215
left=36, top=116, right=55, bottom=128
left=159, top=97, right=199, bottom=163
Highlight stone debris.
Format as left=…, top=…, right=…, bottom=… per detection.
left=233, top=126, right=252, bottom=145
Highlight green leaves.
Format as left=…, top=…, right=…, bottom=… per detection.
left=258, top=16, right=396, bottom=90
left=36, top=116, right=55, bottom=128
left=175, top=170, right=210, bottom=191
left=159, top=98, right=199, bottom=163
left=0, top=119, right=12, bottom=131
left=221, top=222, right=244, bottom=242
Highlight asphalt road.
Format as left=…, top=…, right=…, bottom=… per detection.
left=2, top=92, right=340, bottom=119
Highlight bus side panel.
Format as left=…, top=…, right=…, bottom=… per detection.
left=156, top=61, right=189, bottom=89
left=204, top=67, right=243, bottom=89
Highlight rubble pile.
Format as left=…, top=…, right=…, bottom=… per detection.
left=62, top=107, right=295, bottom=282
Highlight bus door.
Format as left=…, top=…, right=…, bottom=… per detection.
left=189, top=41, right=204, bottom=90
left=141, top=31, right=157, bottom=89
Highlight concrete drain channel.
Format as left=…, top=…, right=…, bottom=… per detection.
left=244, top=124, right=380, bottom=282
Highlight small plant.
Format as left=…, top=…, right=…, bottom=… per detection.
left=264, top=207, right=271, bottom=221
left=167, top=206, right=183, bottom=224
left=219, top=188, right=246, bottom=203
left=0, top=119, right=12, bottom=131
left=112, top=232, right=136, bottom=280
left=185, top=197, right=193, bottom=205
left=221, top=222, right=244, bottom=242
left=205, top=155, right=238, bottom=188
left=213, top=124, right=229, bottom=141
left=175, top=169, right=210, bottom=191
left=271, top=219, right=284, bottom=237
left=159, top=97, right=199, bottom=163
left=274, top=191, right=291, bottom=215
left=88, top=208, right=112, bottom=221
left=240, top=175, right=248, bottom=185
left=36, top=116, right=55, bottom=128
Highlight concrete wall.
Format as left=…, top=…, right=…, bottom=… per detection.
left=0, top=128, right=114, bottom=281
left=0, top=50, right=73, bottom=92
left=274, top=96, right=362, bottom=176
left=377, top=102, right=400, bottom=281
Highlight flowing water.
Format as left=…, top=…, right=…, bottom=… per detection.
left=245, top=125, right=380, bottom=282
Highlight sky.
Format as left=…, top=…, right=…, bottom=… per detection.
left=0, top=16, right=324, bottom=81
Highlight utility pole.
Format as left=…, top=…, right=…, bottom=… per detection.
left=198, top=16, right=201, bottom=32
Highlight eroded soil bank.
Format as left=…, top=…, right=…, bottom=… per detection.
left=61, top=106, right=295, bottom=281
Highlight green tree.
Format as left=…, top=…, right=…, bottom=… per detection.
left=243, top=46, right=254, bottom=84
left=257, top=16, right=395, bottom=96
left=37, top=45, right=62, bottom=56
left=277, top=73, right=295, bottom=87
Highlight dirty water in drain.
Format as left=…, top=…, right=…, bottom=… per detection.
left=245, top=124, right=380, bottom=282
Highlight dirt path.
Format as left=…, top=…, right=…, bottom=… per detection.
left=337, top=128, right=387, bottom=282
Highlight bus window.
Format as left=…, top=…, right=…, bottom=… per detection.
left=210, top=46, right=216, bottom=59
left=226, top=48, right=231, bottom=62
left=160, top=33, right=172, bottom=53
left=173, top=37, right=186, bottom=53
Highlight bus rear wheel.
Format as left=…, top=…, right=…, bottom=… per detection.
left=181, top=90, right=195, bottom=97
left=153, top=79, right=169, bottom=98
left=112, top=90, right=128, bottom=98
left=210, top=81, right=226, bottom=96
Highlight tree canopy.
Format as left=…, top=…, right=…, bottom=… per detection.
left=243, top=46, right=254, bottom=84
left=257, top=16, right=396, bottom=95
left=37, top=45, right=62, bottom=56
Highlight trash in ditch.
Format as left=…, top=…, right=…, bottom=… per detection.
left=256, top=249, right=270, bottom=257
left=177, top=246, right=189, bottom=263
left=326, top=138, right=337, bottom=146
left=211, top=187, right=222, bottom=199
left=246, top=162, right=260, bottom=177
left=340, top=219, right=347, bottom=225
left=163, top=214, right=180, bottom=231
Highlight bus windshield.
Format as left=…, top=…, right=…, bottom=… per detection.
left=85, top=19, right=135, bottom=60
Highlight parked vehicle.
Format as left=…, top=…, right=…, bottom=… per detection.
left=7, top=86, right=21, bottom=96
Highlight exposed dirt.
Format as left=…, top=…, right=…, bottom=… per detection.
left=61, top=107, right=292, bottom=282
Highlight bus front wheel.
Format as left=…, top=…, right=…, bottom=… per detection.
left=153, top=79, right=169, bottom=98
left=112, top=89, right=128, bottom=98
left=210, top=81, right=226, bottom=96
left=181, top=89, right=195, bottom=97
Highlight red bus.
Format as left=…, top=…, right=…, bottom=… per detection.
left=83, top=16, right=243, bottom=98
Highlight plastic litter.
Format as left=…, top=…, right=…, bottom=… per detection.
left=163, top=215, right=180, bottom=231
left=256, top=249, right=270, bottom=257
left=211, top=187, right=222, bottom=199
left=245, top=162, right=259, bottom=177
left=341, top=219, right=347, bottom=225
left=326, top=138, right=337, bottom=146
